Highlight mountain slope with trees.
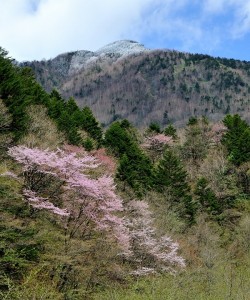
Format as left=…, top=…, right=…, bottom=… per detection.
left=23, top=41, right=250, bottom=128
left=0, top=46, right=250, bottom=299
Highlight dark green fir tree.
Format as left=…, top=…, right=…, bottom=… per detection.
left=155, top=148, right=196, bottom=223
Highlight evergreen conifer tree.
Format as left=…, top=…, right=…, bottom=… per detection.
left=83, top=137, right=94, bottom=151
left=182, top=118, right=210, bottom=162
left=66, top=97, right=79, bottom=115
left=106, top=121, right=153, bottom=195
left=155, top=148, right=189, bottom=197
left=149, top=122, right=161, bottom=133
left=57, top=111, right=81, bottom=145
left=222, top=114, right=250, bottom=165
left=81, top=106, right=103, bottom=146
left=155, top=148, right=196, bottom=222
left=164, top=124, right=177, bottom=139
left=194, top=178, right=220, bottom=213
left=105, top=121, right=134, bottom=156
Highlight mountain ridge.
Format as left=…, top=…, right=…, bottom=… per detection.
left=22, top=40, right=149, bottom=76
left=21, top=41, right=250, bottom=128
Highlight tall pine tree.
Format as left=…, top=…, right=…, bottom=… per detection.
left=222, top=114, right=250, bottom=165
left=155, top=148, right=196, bottom=223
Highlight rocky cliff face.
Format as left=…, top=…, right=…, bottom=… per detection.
left=22, top=41, right=250, bottom=128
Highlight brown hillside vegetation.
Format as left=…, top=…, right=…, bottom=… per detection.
left=26, top=49, right=250, bottom=128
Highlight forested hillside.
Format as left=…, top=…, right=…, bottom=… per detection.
left=24, top=42, right=250, bottom=128
left=0, top=46, right=250, bottom=299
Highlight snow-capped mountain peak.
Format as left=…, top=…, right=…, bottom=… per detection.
left=68, top=40, right=149, bottom=74
left=95, top=40, right=148, bottom=56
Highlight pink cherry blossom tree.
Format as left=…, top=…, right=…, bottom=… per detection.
left=143, top=134, right=173, bottom=162
left=8, top=145, right=185, bottom=274
left=127, top=200, right=185, bottom=275
left=8, top=145, right=130, bottom=255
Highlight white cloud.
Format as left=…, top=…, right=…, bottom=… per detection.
left=203, top=0, right=230, bottom=14
left=1, top=0, right=250, bottom=61
left=202, top=0, right=250, bottom=37
left=0, top=0, right=156, bottom=60
left=132, top=1, right=215, bottom=54
left=231, top=1, right=250, bottom=38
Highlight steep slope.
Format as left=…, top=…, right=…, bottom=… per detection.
left=23, top=41, right=250, bottom=127
left=21, top=40, right=148, bottom=91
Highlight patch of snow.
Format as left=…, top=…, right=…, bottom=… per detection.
left=69, top=50, right=96, bottom=74
left=27, top=40, right=150, bottom=76
left=68, top=40, right=149, bottom=74
left=95, top=40, right=149, bottom=56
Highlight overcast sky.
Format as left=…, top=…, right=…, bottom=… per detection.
left=1, top=0, right=250, bottom=61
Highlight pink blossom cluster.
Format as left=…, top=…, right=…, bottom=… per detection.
left=91, top=148, right=117, bottom=174
left=143, top=134, right=173, bottom=152
left=150, top=134, right=173, bottom=144
left=8, top=145, right=185, bottom=274
left=8, top=145, right=130, bottom=254
left=127, top=200, right=185, bottom=275
left=23, top=189, right=70, bottom=216
left=0, top=171, right=19, bottom=180
left=210, top=123, right=227, bottom=143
